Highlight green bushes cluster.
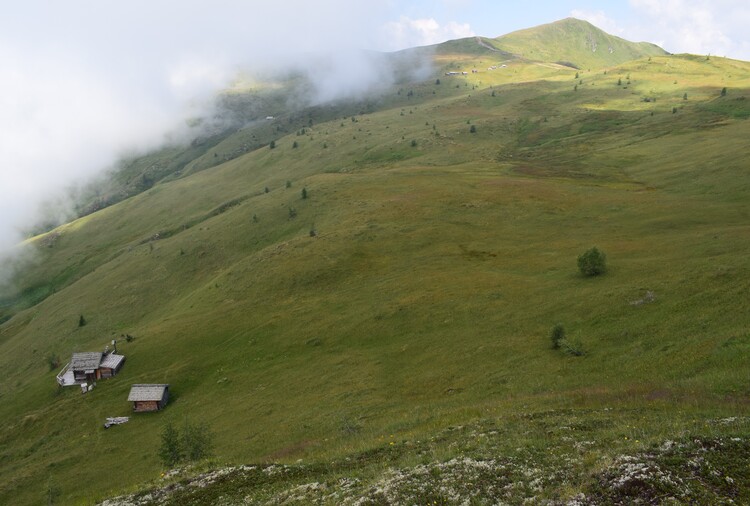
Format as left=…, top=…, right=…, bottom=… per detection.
left=159, top=421, right=214, bottom=468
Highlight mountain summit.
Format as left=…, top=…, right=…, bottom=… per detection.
left=491, top=17, right=667, bottom=69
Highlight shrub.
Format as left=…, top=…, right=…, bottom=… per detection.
left=469, top=124, right=477, bottom=133
left=158, top=421, right=214, bottom=468
left=285, top=180, right=292, bottom=188
left=410, top=139, right=417, bottom=147
left=47, top=353, right=60, bottom=371
left=269, top=140, right=276, bottom=149
left=159, top=422, right=182, bottom=468
left=562, top=339, right=585, bottom=356
left=550, top=325, right=565, bottom=349
left=182, top=421, right=214, bottom=462
left=721, top=87, right=727, bottom=96
left=577, top=247, right=607, bottom=276
left=292, top=141, right=298, bottom=149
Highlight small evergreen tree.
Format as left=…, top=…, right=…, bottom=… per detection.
left=301, top=188, right=308, bottom=199
left=286, top=180, right=292, bottom=188
left=269, top=140, right=276, bottom=149
left=577, top=247, right=607, bottom=276
left=410, top=139, right=417, bottom=147
left=469, top=124, right=477, bottom=133
left=78, top=315, right=86, bottom=327
left=721, top=87, right=727, bottom=96
left=435, top=78, right=441, bottom=85
left=617, top=78, right=622, bottom=86
left=292, top=141, right=298, bottom=149
left=683, top=93, right=688, bottom=100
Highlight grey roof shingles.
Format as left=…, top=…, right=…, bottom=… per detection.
left=128, top=384, right=169, bottom=402
left=100, top=353, right=125, bottom=369
left=70, top=352, right=103, bottom=371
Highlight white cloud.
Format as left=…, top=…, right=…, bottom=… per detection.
left=0, top=44, right=177, bottom=249
left=628, top=0, right=748, bottom=58
left=382, top=16, right=475, bottom=51
left=0, top=1, right=394, bottom=253
left=570, top=9, right=626, bottom=36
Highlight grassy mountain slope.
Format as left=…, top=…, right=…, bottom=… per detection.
left=491, top=17, right=668, bottom=69
left=1, top=23, right=750, bottom=504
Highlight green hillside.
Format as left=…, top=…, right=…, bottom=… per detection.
left=492, top=17, right=668, bottom=69
left=1, top=20, right=750, bottom=505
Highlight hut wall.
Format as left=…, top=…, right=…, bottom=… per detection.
left=133, top=400, right=159, bottom=412
left=158, top=391, right=170, bottom=409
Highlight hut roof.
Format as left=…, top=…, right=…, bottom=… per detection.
left=70, top=352, right=103, bottom=372
left=128, top=384, right=169, bottom=402
left=100, top=353, right=125, bottom=370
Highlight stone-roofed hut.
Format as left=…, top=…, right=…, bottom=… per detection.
left=128, top=384, right=170, bottom=412
left=70, top=352, right=104, bottom=383
left=99, top=353, right=126, bottom=378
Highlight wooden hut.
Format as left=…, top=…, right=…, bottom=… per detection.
left=63, top=351, right=126, bottom=385
left=98, top=353, right=126, bottom=378
left=70, top=352, right=103, bottom=383
left=128, top=384, right=169, bottom=412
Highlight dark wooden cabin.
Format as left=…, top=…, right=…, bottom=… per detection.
left=70, top=352, right=104, bottom=382
left=67, top=351, right=126, bottom=383
left=98, top=353, right=126, bottom=378
left=128, top=384, right=169, bottom=412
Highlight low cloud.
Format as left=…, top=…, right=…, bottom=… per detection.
left=0, top=1, right=417, bottom=256
left=382, top=16, right=475, bottom=51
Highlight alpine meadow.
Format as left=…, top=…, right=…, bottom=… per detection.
left=2, top=18, right=750, bottom=505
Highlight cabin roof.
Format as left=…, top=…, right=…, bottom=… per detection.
left=100, top=353, right=125, bottom=370
left=128, top=384, right=169, bottom=402
left=70, top=352, right=103, bottom=371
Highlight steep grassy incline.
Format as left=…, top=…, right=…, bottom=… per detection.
left=0, top=42, right=749, bottom=504
left=492, top=18, right=668, bottom=69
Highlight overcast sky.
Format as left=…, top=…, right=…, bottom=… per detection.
left=0, top=0, right=748, bottom=252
